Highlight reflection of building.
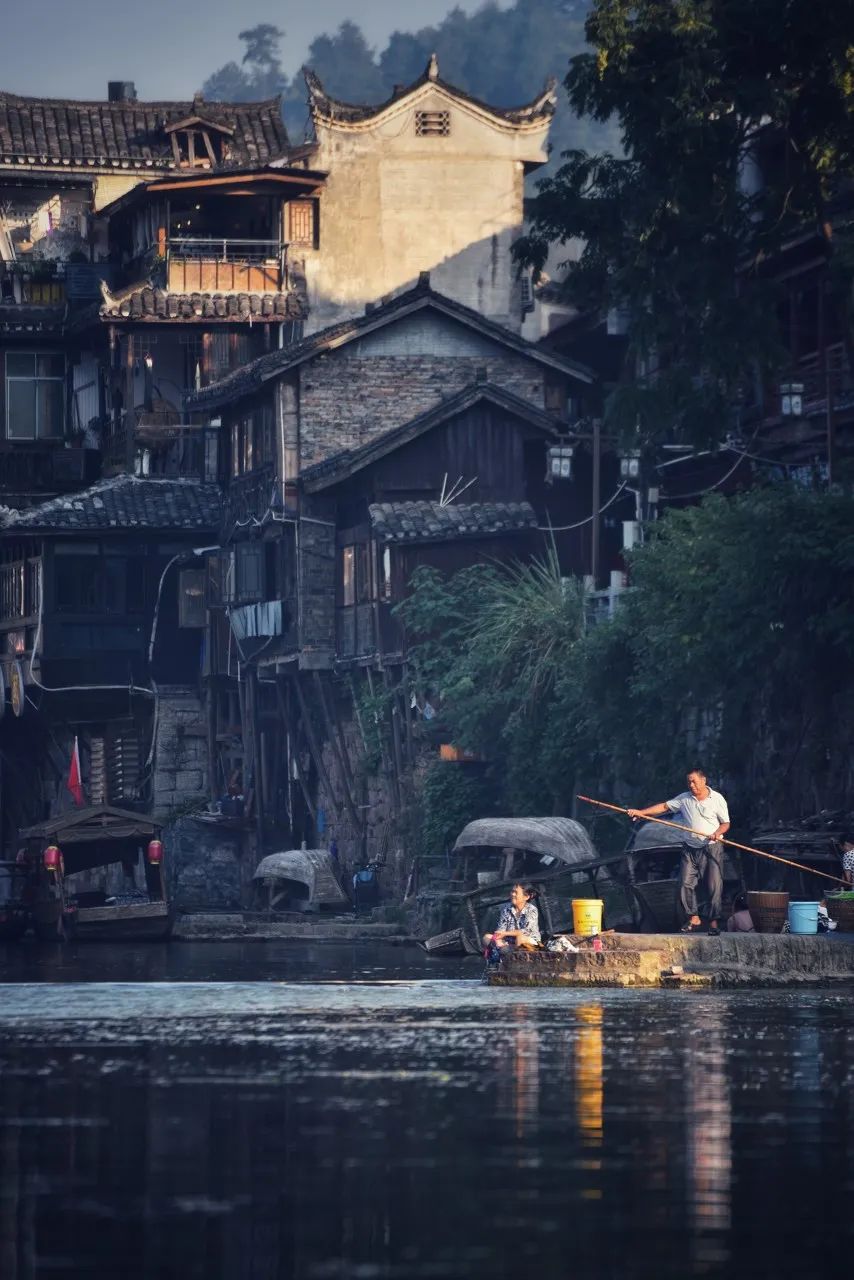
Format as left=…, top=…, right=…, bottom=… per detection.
left=684, top=1004, right=732, bottom=1271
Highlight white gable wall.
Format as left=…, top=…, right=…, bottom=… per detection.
left=303, top=85, right=551, bottom=335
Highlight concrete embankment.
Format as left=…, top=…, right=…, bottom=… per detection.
left=173, top=912, right=414, bottom=943
left=487, top=932, right=854, bottom=988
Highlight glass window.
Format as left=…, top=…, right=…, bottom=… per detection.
left=5, top=351, right=65, bottom=440
left=341, top=546, right=355, bottom=607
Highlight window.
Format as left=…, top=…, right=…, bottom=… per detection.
left=287, top=200, right=319, bottom=248
left=340, top=543, right=373, bottom=606
left=341, top=546, right=355, bottom=607
left=54, top=556, right=141, bottom=615
left=5, top=353, right=64, bottom=440
left=415, top=110, right=451, bottom=137
left=236, top=543, right=264, bottom=604
left=179, top=568, right=207, bottom=628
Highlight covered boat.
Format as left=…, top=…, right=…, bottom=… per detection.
left=18, top=806, right=171, bottom=941
left=453, top=817, right=597, bottom=867
left=253, top=849, right=349, bottom=912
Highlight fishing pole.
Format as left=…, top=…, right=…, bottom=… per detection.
left=577, top=794, right=849, bottom=887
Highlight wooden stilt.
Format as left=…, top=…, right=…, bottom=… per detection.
left=313, top=671, right=363, bottom=834
left=275, top=677, right=316, bottom=822
left=293, top=672, right=343, bottom=827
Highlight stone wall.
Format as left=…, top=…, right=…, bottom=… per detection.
left=314, top=684, right=410, bottom=902
left=164, top=815, right=250, bottom=912
left=151, top=686, right=209, bottom=821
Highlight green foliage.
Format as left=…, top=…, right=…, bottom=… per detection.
left=517, top=0, right=854, bottom=447
left=418, top=759, right=495, bottom=859
left=399, top=546, right=586, bottom=816
left=402, top=484, right=854, bottom=822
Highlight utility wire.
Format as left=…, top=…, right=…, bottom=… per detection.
left=537, top=481, right=628, bottom=532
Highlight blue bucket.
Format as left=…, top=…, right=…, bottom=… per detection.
left=788, top=901, right=819, bottom=935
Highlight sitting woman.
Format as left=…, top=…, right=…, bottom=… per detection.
left=483, top=883, right=541, bottom=961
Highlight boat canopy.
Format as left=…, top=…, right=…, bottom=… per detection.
left=253, top=849, right=349, bottom=907
left=18, top=805, right=160, bottom=845
left=629, top=819, right=686, bottom=852
left=453, top=817, right=596, bottom=866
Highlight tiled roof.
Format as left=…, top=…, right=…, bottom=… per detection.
left=0, top=93, right=288, bottom=169
left=305, top=61, right=556, bottom=128
left=0, top=304, right=65, bottom=336
left=186, top=276, right=594, bottom=411
left=100, top=285, right=305, bottom=323
left=369, top=501, right=537, bottom=544
left=1, top=475, right=222, bottom=532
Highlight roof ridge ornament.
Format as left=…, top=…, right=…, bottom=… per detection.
left=427, top=53, right=439, bottom=82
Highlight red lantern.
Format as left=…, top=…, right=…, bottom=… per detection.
left=147, top=839, right=163, bottom=865
left=43, top=845, right=63, bottom=875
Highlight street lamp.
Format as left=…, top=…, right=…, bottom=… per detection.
left=619, top=448, right=642, bottom=480
left=779, top=381, right=804, bottom=417
left=547, top=443, right=575, bottom=482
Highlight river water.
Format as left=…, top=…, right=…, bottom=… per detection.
left=1, top=942, right=853, bottom=1279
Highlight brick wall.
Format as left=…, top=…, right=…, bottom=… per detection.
left=298, top=352, right=547, bottom=468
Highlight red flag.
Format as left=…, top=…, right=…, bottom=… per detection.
left=67, top=736, right=83, bottom=807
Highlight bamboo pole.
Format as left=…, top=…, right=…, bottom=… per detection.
left=293, top=672, right=343, bottom=827
left=313, top=670, right=363, bottom=834
left=577, top=795, right=848, bottom=887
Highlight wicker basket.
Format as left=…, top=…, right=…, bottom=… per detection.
left=747, top=890, right=789, bottom=934
left=826, top=896, right=854, bottom=933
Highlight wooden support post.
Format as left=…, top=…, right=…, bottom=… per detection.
left=383, top=665, right=405, bottom=800
left=367, top=665, right=400, bottom=815
left=293, top=672, right=343, bottom=826
left=401, top=662, right=414, bottom=768
left=275, top=677, right=316, bottom=822
left=348, top=672, right=369, bottom=754
left=313, top=671, right=363, bottom=834
left=206, top=679, right=218, bottom=803
left=124, top=332, right=135, bottom=474
left=248, top=668, right=265, bottom=843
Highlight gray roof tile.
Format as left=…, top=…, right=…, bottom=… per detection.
left=369, top=501, right=537, bottom=545
left=0, top=93, right=288, bottom=169
left=2, top=475, right=222, bottom=532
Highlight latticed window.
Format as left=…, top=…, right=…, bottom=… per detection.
left=288, top=200, right=318, bottom=246
left=415, top=110, right=451, bottom=137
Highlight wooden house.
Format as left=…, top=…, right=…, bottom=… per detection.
left=181, top=276, right=597, bottom=855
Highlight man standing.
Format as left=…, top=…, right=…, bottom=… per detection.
left=628, top=769, right=731, bottom=935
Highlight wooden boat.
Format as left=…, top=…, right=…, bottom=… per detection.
left=253, top=849, right=349, bottom=912
left=419, top=927, right=481, bottom=956
left=19, top=806, right=172, bottom=942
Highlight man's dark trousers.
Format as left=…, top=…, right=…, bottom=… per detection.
left=679, top=841, right=723, bottom=921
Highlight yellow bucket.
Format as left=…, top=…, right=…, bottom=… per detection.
left=572, top=899, right=604, bottom=937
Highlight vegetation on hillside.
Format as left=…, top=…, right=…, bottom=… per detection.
left=202, top=3, right=617, bottom=161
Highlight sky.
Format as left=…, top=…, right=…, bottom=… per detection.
left=0, top=1, right=507, bottom=101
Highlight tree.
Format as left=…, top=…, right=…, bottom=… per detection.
left=203, top=24, right=287, bottom=103
left=305, top=21, right=387, bottom=105
left=516, top=0, right=854, bottom=448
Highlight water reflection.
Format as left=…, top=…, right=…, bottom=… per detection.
left=1, top=969, right=853, bottom=1278
left=684, top=1005, right=732, bottom=1272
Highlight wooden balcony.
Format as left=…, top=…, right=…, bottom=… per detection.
left=224, top=464, right=277, bottom=527
left=0, top=445, right=96, bottom=501
left=167, top=238, right=285, bottom=293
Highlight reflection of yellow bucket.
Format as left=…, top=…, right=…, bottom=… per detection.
left=572, top=899, right=603, bottom=936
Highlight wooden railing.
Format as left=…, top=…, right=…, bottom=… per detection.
left=223, top=464, right=277, bottom=528
left=0, top=445, right=93, bottom=498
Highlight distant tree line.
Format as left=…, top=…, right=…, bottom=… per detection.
left=202, top=2, right=617, bottom=160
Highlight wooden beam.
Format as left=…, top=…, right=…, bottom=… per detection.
left=275, top=677, right=316, bottom=822
left=292, top=672, right=343, bottom=827
left=313, top=671, right=363, bottom=835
